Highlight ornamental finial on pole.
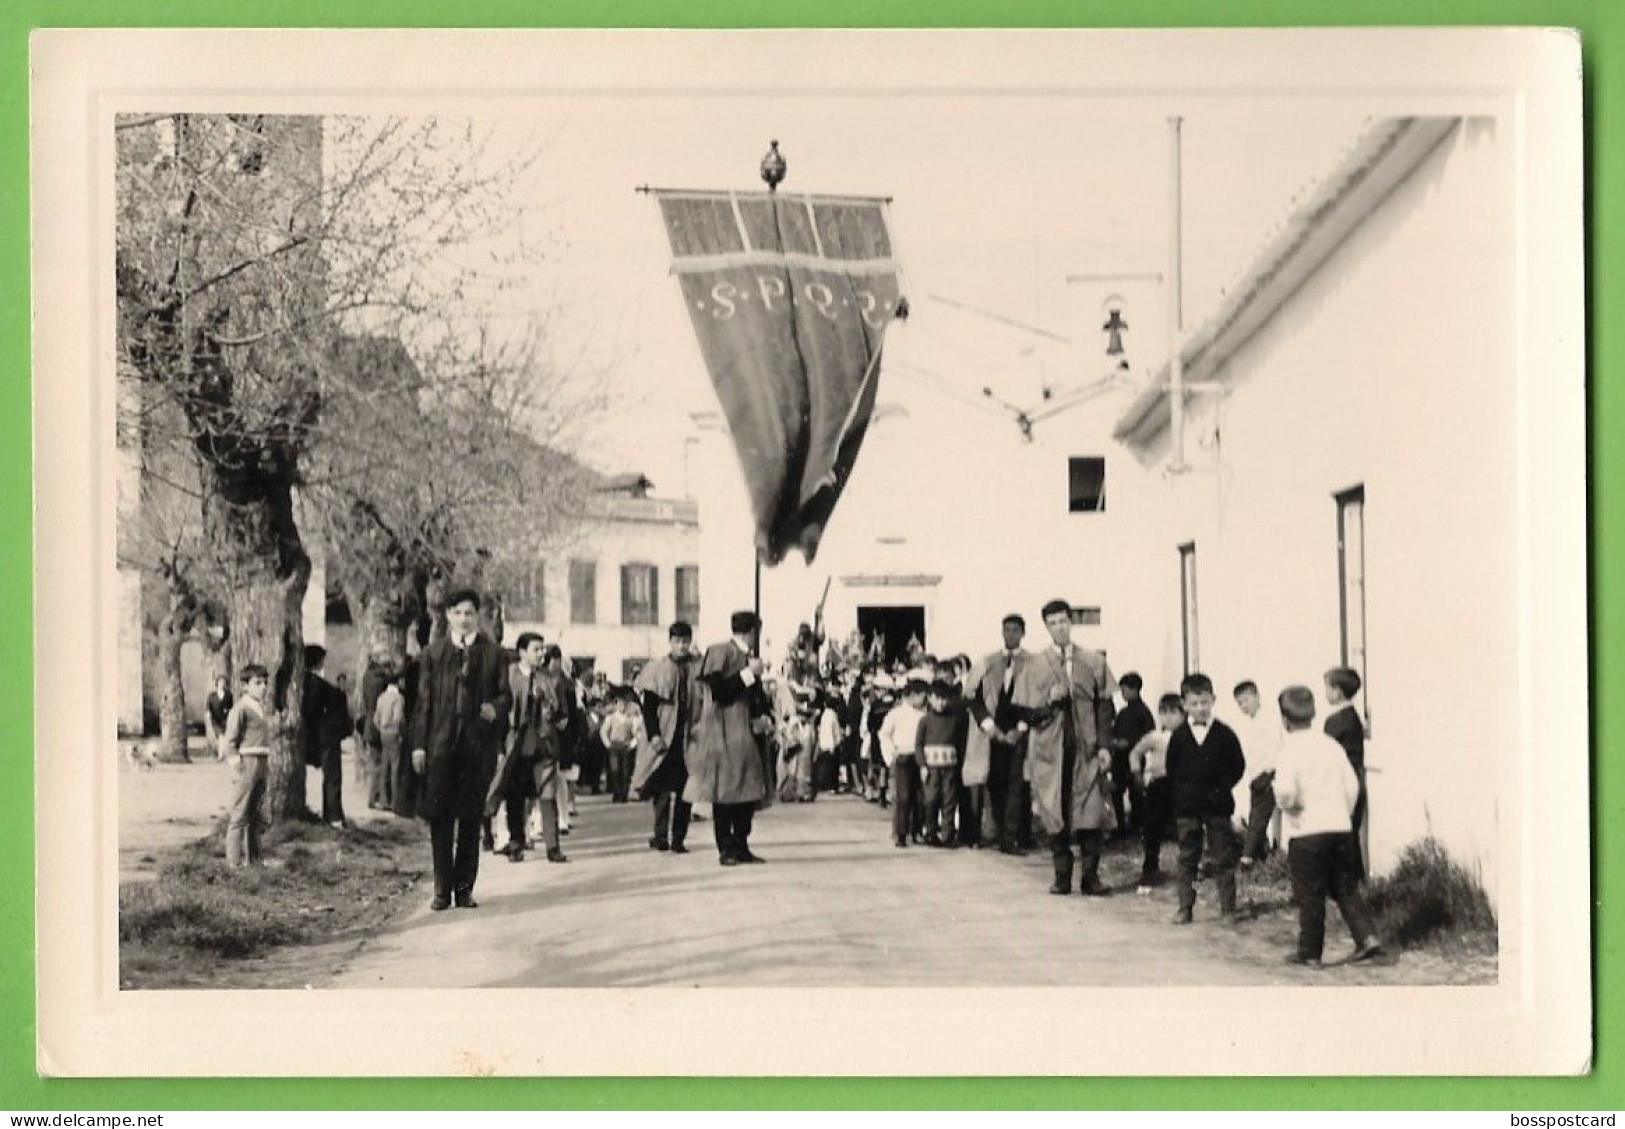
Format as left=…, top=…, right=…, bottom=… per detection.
left=760, top=140, right=787, bottom=192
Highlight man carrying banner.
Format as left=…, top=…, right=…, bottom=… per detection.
left=686, top=610, right=773, bottom=866
left=632, top=621, right=701, bottom=853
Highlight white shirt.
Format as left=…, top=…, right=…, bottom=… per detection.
left=878, top=701, right=926, bottom=767
left=1271, top=729, right=1361, bottom=844
left=1233, top=712, right=1283, bottom=777
left=817, top=708, right=844, bottom=752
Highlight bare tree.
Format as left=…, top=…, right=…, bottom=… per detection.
left=115, top=112, right=581, bottom=819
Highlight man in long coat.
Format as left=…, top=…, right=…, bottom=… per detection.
left=631, top=621, right=700, bottom=853
left=684, top=610, right=771, bottom=866
left=1023, top=598, right=1119, bottom=897
left=964, top=613, right=1038, bottom=854
left=410, top=588, right=512, bottom=911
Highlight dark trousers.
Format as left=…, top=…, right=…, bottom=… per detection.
left=985, top=740, right=1030, bottom=848
left=1110, top=749, right=1142, bottom=834
left=959, top=782, right=984, bottom=845
left=1243, top=772, right=1277, bottom=859
left=429, top=816, right=482, bottom=898
left=501, top=761, right=532, bottom=849
left=321, top=743, right=345, bottom=823
left=1351, top=771, right=1369, bottom=880
left=652, top=790, right=692, bottom=847
left=890, top=756, right=921, bottom=843
left=923, top=766, right=961, bottom=842
left=1139, top=778, right=1173, bottom=879
left=607, top=745, right=633, bottom=802
left=1052, top=828, right=1107, bottom=891
left=712, top=801, right=756, bottom=859
left=1288, top=832, right=1376, bottom=960
left=1176, top=815, right=1239, bottom=912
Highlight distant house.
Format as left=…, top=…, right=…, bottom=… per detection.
left=503, top=471, right=701, bottom=684
left=1106, top=116, right=1508, bottom=891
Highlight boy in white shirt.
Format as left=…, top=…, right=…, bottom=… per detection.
left=1272, top=685, right=1385, bottom=967
left=879, top=677, right=929, bottom=847
left=1232, top=679, right=1283, bottom=868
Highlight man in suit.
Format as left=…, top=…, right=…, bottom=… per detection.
left=410, top=588, right=512, bottom=911
left=685, top=610, right=772, bottom=866
left=487, top=632, right=571, bottom=864
left=632, top=621, right=700, bottom=853
left=1024, top=599, right=1119, bottom=897
left=964, top=614, right=1035, bottom=854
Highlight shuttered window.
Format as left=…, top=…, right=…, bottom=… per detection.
left=621, top=564, right=659, bottom=626
left=569, top=559, right=597, bottom=625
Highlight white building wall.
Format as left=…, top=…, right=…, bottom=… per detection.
left=1109, top=120, right=1510, bottom=891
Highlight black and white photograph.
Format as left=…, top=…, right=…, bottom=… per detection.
left=33, top=28, right=1586, bottom=1076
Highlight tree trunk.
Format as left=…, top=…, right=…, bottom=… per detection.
left=206, top=487, right=313, bottom=825
left=353, top=590, right=413, bottom=688
left=156, top=613, right=191, bottom=763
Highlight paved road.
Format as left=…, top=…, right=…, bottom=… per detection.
left=331, top=790, right=1294, bottom=989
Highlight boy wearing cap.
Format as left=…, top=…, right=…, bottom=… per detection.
left=1165, top=672, right=1247, bottom=923
left=918, top=679, right=966, bottom=847
left=879, top=676, right=929, bottom=847
left=1273, top=685, right=1384, bottom=967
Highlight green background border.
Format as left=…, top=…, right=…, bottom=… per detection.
left=3, top=0, right=1613, bottom=1110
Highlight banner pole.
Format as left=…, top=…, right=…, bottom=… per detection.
left=753, top=556, right=762, bottom=657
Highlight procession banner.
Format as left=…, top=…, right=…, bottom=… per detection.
left=653, top=189, right=904, bottom=564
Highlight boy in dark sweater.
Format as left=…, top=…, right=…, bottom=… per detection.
left=1165, top=672, right=1248, bottom=924
left=1323, top=665, right=1368, bottom=878
left=1110, top=671, right=1156, bottom=835
left=919, top=680, right=966, bottom=847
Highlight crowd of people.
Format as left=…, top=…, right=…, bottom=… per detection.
left=211, top=588, right=1386, bottom=968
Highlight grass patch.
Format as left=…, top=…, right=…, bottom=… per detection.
left=1366, top=836, right=1497, bottom=948
left=119, top=816, right=426, bottom=989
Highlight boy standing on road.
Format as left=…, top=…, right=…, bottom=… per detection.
left=1165, top=673, right=1247, bottom=924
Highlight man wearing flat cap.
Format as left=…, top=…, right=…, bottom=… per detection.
left=410, top=588, right=512, bottom=911
left=685, top=610, right=772, bottom=865
left=632, top=621, right=701, bottom=853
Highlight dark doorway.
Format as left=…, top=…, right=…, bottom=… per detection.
left=856, top=605, right=926, bottom=666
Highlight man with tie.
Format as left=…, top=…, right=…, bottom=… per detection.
left=410, top=588, right=512, bottom=911
left=964, top=614, right=1035, bottom=854
left=1164, top=671, right=1248, bottom=923
left=1024, top=599, right=1120, bottom=897
left=685, top=610, right=772, bottom=866
left=632, top=621, right=701, bottom=853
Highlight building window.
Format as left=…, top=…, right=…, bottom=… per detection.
left=509, top=561, right=545, bottom=622
left=569, top=559, right=597, bottom=625
left=1068, top=456, right=1106, bottom=513
left=569, top=656, right=596, bottom=681
left=675, top=565, right=701, bottom=625
left=621, top=563, right=660, bottom=626
left=622, top=658, right=648, bottom=685
left=1068, top=606, right=1102, bottom=627
left=1178, top=542, right=1199, bottom=677
left=1335, top=485, right=1369, bottom=732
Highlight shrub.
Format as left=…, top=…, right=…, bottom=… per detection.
left=1367, top=837, right=1496, bottom=946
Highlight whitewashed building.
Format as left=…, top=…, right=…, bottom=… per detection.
left=503, top=474, right=702, bottom=684
left=1106, top=116, right=1509, bottom=890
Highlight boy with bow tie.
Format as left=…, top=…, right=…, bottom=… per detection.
left=1165, top=672, right=1247, bottom=924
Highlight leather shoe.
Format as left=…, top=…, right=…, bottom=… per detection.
left=1048, top=881, right=1070, bottom=895
left=454, top=891, right=479, bottom=909
left=1171, top=907, right=1194, bottom=925
left=430, top=894, right=452, bottom=912
left=649, top=838, right=670, bottom=851
left=508, top=850, right=525, bottom=863
left=719, top=854, right=741, bottom=867
left=1350, top=941, right=1386, bottom=963
left=1080, top=883, right=1112, bottom=898
left=1285, top=953, right=1322, bottom=967
left=670, top=843, right=689, bottom=854
left=998, top=844, right=1028, bottom=857
left=739, top=851, right=766, bottom=864
left=547, top=849, right=570, bottom=864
